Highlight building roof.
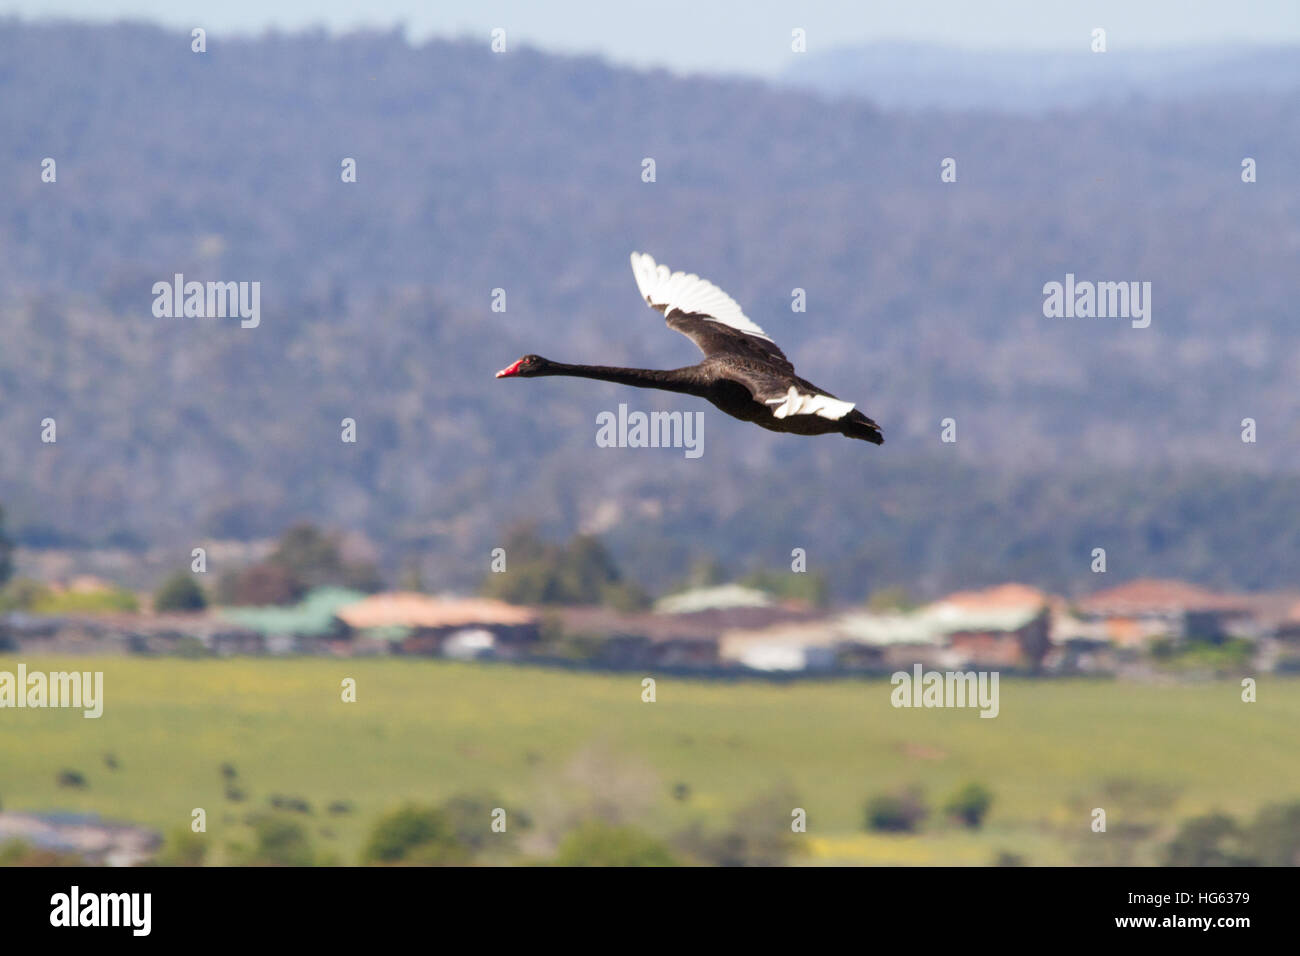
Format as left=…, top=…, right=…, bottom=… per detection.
left=335, top=593, right=537, bottom=630
left=220, top=586, right=367, bottom=636
left=1075, top=579, right=1249, bottom=615
left=936, top=583, right=1050, bottom=610
left=838, top=592, right=1046, bottom=647
left=557, top=603, right=821, bottom=643
left=926, top=603, right=1044, bottom=634
left=718, top=621, right=843, bottom=656
left=654, top=584, right=772, bottom=614
left=836, top=611, right=948, bottom=646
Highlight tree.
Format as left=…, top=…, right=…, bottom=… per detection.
left=244, top=815, right=316, bottom=866
left=0, top=506, right=12, bottom=588
left=218, top=562, right=305, bottom=606
left=153, top=571, right=207, bottom=612
left=269, top=522, right=382, bottom=592
left=864, top=787, right=928, bottom=833
left=677, top=787, right=805, bottom=866
left=943, top=782, right=994, bottom=829
left=362, top=804, right=469, bottom=865
left=1245, top=800, right=1300, bottom=866
left=685, top=556, right=728, bottom=589
left=553, top=822, right=679, bottom=867
left=270, top=523, right=343, bottom=585
left=0, top=578, right=48, bottom=612
left=439, top=792, right=527, bottom=857
left=1162, top=812, right=1250, bottom=866
left=741, top=568, right=830, bottom=607
left=481, top=526, right=646, bottom=608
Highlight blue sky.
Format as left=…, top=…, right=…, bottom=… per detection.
left=3, top=0, right=1298, bottom=75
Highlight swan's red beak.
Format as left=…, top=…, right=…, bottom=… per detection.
left=495, top=359, right=523, bottom=379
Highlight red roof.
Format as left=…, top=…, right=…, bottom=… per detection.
left=337, top=594, right=537, bottom=629
left=936, top=583, right=1050, bottom=610
left=1075, top=579, right=1248, bottom=615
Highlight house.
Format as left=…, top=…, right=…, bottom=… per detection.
left=928, top=583, right=1052, bottom=669
left=718, top=621, right=843, bottom=672
left=1276, top=600, right=1300, bottom=644
left=1073, top=579, right=1254, bottom=646
left=105, top=613, right=264, bottom=656
left=839, top=583, right=1051, bottom=670
left=1046, top=607, right=1115, bottom=673
left=554, top=607, right=722, bottom=668
left=335, top=593, right=539, bottom=658
left=557, top=595, right=824, bottom=670
left=221, top=587, right=366, bottom=654
left=835, top=610, right=950, bottom=669
left=0, top=609, right=263, bottom=656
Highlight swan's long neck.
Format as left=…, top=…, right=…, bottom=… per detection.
left=540, top=362, right=706, bottom=396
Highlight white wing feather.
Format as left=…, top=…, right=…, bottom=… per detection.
left=765, top=386, right=856, bottom=421
left=629, top=253, right=851, bottom=422
left=629, top=252, right=773, bottom=342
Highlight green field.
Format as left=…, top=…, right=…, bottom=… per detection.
left=1, top=657, right=1296, bottom=865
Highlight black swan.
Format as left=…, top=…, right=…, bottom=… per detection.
left=496, top=253, right=883, bottom=444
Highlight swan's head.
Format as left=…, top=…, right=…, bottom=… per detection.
left=495, top=354, right=550, bottom=378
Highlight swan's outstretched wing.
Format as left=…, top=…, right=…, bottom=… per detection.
left=629, top=252, right=793, bottom=373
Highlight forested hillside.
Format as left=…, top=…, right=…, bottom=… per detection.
left=1, top=21, right=1297, bottom=597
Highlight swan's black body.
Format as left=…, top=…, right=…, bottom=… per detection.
left=496, top=254, right=883, bottom=445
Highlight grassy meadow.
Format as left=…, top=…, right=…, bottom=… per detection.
left=1, top=656, right=1296, bottom=865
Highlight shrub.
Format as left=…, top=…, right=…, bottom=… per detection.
left=269, top=794, right=312, bottom=814
left=56, top=769, right=88, bottom=789
left=153, top=572, right=207, bottom=612
left=439, top=792, right=526, bottom=856
left=553, top=821, right=679, bottom=867
left=362, top=804, right=469, bottom=865
left=30, top=588, right=138, bottom=614
left=0, top=578, right=48, bottom=612
left=159, top=828, right=208, bottom=866
left=245, top=815, right=315, bottom=866
left=678, top=787, right=805, bottom=866
left=864, top=788, right=928, bottom=833
left=1162, top=812, right=1249, bottom=866
left=1244, top=800, right=1300, bottom=866
left=0, top=506, right=12, bottom=587
left=0, top=839, right=87, bottom=866
left=943, top=782, right=994, bottom=829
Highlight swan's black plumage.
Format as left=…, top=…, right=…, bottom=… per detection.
left=496, top=253, right=883, bottom=445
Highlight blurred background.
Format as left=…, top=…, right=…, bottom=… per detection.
left=0, top=1, right=1298, bottom=866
